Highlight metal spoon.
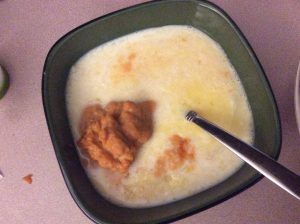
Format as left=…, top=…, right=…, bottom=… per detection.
left=186, top=111, right=300, bottom=200
left=295, top=61, right=300, bottom=135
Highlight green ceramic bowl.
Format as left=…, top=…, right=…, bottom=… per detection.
left=42, top=0, right=281, bottom=223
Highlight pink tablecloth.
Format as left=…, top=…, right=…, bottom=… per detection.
left=0, top=1, right=300, bottom=223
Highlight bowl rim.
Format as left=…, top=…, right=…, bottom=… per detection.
left=42, top=0, right=282, bottom=223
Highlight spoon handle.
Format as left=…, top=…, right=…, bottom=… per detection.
left=295, top=61, right=300, bottom=135
left=186, top=111, right=300, bottom=200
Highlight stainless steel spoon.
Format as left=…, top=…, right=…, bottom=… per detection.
left=186, top=111, right=300, bottom=200
left=295, top=61, right=300, bottom=135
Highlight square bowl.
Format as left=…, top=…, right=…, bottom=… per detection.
left=42, top=0, right=281, bottom=223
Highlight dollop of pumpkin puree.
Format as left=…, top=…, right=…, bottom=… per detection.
left=77, top=101, right=155, bottom=173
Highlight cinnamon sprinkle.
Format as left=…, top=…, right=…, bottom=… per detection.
left=154, top=135, right=195, bottom=176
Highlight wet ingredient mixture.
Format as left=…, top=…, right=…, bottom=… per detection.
left=66, top=25, right=254, bottom=207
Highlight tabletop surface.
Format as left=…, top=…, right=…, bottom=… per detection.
left=1, top=0, right=300, bottom=223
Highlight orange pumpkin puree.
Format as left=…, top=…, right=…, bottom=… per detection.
left=78, top=101, right=155, bottom=173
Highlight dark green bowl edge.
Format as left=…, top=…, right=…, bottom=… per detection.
left=41, top=0, right=282, bottom=224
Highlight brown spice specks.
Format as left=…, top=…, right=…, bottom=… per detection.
left=120, top=52, right=137, bottom=73
left=154, top=135, right=195, bottom=177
